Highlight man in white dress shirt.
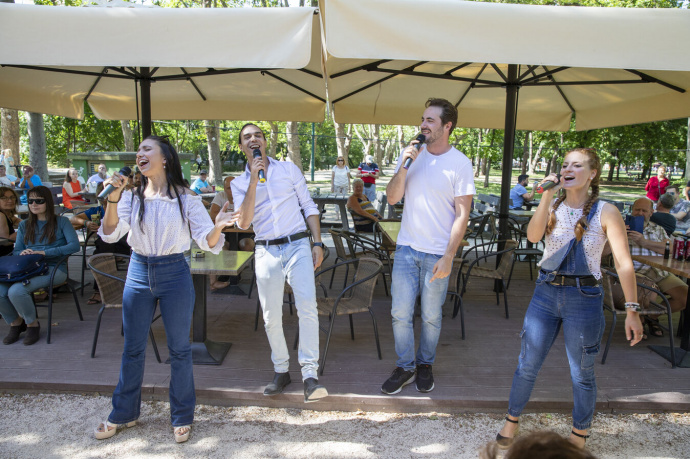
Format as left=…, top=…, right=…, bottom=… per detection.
left=87, top=164, right=109, bottom=184
left=382, top=98, right=475, bottom=395
left=232, top=123, right=327, bottom=403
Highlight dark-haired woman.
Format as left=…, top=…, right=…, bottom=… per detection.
left=496, top=149, right=643, bottom=449
left=0, top=186, right=79, bottom=345
left=61, top=167, right=87, bottom=210
left=94, top=136, right=237, bottom=444
left=0, top=187, right=20, bottom=257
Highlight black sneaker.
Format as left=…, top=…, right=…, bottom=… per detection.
left=415, top=364, right=434, bottom=393
left=381, top=367, right=416, bottom=395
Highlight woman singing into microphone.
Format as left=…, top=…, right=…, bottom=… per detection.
left=495, top=148, right=643, bottom=450
left=94, top=136, right=237, bottom=443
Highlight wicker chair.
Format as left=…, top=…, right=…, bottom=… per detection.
left=342, top=230, right=393, bottom=296
left=601, top=268, right=676, bottom=368
left=459, top=240, right=518, bottom=319
left=88, top=253, right=160, bottom=361
left=313, top=258, right=383, bottom=375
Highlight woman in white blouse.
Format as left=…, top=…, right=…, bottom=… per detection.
left=94, top=136, right=236, bottom=443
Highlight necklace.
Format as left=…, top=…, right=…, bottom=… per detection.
left=565, top=198, right=588, bottom=216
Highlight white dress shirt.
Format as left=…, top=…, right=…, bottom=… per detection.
left=231, top=157, right=319, bottom=241
left=98, top=190, right=223, bottom=256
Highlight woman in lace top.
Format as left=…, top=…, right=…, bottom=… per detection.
left=496, top=149, right=643, bottom=451
left=94, top=136, right=237, bottom=444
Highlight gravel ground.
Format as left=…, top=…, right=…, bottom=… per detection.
left=0, top=394, right=688, bottom=458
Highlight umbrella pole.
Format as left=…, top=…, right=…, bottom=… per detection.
left=140, top=67, right=152, bottom=139
left=499, top=64, right=519, bottom=242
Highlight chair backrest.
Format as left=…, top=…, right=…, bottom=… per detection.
left=376, top=191, right=387, bottom=217
left=88, top=253, right=129, bottom=308
left=50, top=185, right=63, bottom=205
left=496, top=240, right=518, bottom=277
left=601, top=269, right=616, bottom=309
left=346, top=258, right=383, bottom=312
left=329, top=229, right=350, bottom=259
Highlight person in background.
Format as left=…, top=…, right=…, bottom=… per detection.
left=683, top=179, right=690, bottom=202
left=650, top=193, right=676, bottom=236
left=17, top=165, right=42, bottom=205
left=133, top=170, right=142, bottom=188
left=347, top=178, right=382, bottom=232
left=191, top=169, right=213, bottom=195
left=62, top=168, right=87, bottom=210
left=356, top=155, right=379, bottom=204
left=509, top=174, right=537, bottom=210
left=87, top=164, right=109, bottom=185
left=0, top=186, right=79, bottom=345
left=663, top=185, right=690, bottom=232
left=331, top=156, right=352, bottom=220
left=0, top=164, right=18, bottom=187
left=70, top=183, right=130, bottom=305
left=0, top=187, right=20, bottom=257
left=645, top=165, right=669, bottom=203
left=208, top=175, right=255, bottom=291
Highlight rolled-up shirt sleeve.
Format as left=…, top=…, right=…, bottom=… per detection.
left=185, top=195, right=224, bottom=254
left=98, top=190, right=132, bottom=243
left=292, top=164, right=319, bottom=219
left=231, top=178, right=249, bottom=230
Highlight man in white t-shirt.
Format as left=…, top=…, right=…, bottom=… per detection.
left=87, top=164, right=109, bottom=184
left=382, top=98, right=475, bottom=396
left=0, top=164, right=18, bottom=187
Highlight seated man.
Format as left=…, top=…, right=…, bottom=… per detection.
left=665, top=184, right=690, bottom=232
left=610, top=197, right=687, bottom=337
left=650, top=193, right=677, bottom=236
left=509, top=174, right=536, bottom=210
left=0, top=164, right=18, bottom=187
left=70, top=184, right=130, bottom=304
left=87, top=163, right=109, bottom=185
left=209, top=175, right=254, bottom=290
left=17, top=165, right=42, bottom=205
left=191, top=169, right=213, bottom=195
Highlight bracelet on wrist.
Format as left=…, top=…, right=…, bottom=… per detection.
left=624, top=302, right=641, bottom=312
left=107, top=198, right=120, bottom=204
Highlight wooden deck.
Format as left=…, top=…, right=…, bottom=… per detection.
left=1, top=247, right=689, bottom=415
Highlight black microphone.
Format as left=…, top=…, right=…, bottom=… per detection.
left=253, top=149, right=266, bottom=183
left=536, top=174, right=562, bottom=193
left=403, top=134, right=426, bottom=170
left=98, top=166, right=132, bottom=199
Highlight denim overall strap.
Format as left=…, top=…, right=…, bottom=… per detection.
left=540, top=200, right=600, bottom=278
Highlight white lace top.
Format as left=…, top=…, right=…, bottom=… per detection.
left=538, top=200, right=607, bottom=279
left=98, top=190, right=223, bottom=256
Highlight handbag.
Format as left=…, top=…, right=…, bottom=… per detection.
left=0, top=254, right=49, bottom=284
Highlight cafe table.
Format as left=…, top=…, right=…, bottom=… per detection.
left=631, top=254, right=690, bottom=368
left=312, top=192, right=349, bottom=229
left=189, top=248, right=254, bottom=365
left=378, top=221, right=469, bottom=247
left=508, top=209, right=536, bottom=218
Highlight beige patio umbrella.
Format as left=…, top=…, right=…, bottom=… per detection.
left=321, top=0, right=690, bottom=235
left=0, top=3, right=326, bottom=136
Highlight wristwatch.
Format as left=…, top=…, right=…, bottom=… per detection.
left=313, top=242, right=324, bottom=248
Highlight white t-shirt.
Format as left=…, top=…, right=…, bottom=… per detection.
left=210, top=190, right=234, bottom=211
left=394, top=146, right=475, bottom=256
left=332, top=165, right=350, bottom=188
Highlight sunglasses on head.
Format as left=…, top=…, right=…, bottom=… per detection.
left=27, top=198, right=46, bottom=205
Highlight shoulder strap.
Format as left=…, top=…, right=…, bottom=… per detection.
left=586, top=199, right=600, bottom=224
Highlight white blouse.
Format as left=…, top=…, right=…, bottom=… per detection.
left=538, top=200, right=607, bottom=279
left=98, top=190, right=223, bottom=256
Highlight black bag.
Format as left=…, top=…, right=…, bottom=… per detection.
left=0, top=254, right=49, bottom=285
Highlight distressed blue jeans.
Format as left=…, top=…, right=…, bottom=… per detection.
left=391, top=245, right=450, bottom=371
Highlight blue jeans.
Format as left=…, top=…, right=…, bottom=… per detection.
left=0, top=269, right=67, bottom=325
left=255, top=238, right=320, bottom=380
left=363, top=183, right=377, bottom=204
left=109, top=252, right=195, bottom=427
left=391, top=245, right=450, bottom=370
left=508, top=271, right=605, bottom=430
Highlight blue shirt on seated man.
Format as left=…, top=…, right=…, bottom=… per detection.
left=190, top=169, right=213, bottom=195
left=509, top=174, right=536, bottom=210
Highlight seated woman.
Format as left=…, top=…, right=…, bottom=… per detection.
left=62, top=167, right=87, bottom=210
left=347, top=178, right=382, bottom=232
left=0, top=187, right=20, bottom=257
left=0, top=186, right=79, bottom=345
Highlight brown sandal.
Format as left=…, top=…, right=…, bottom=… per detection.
left=88, top=293, right=101, bottom=305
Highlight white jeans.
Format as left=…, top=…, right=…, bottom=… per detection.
left=254, top=238, right=319, bottom=380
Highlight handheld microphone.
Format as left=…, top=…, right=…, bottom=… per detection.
left=253, top=149, right=266, bottom=183
left=403, top=134, right=426, bottom=170
left=536, top=174, right=562, bottom=193
left=98, top=166, right=132, bottom=199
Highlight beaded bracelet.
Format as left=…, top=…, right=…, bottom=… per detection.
left=624, top=302, right=641, bottom=312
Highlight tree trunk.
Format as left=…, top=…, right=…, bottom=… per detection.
left=354, top=124, right=372, bottom=157
left=27, top=113, right=48, bottom=182
left=483, top=157, right=491, bottom=188
left=1, top=108, right=21, bottom=169
left=521, top=131, right=529, bottom=175
left=334, top=121, right=351, bottom=166
left=267, top=122, right=279, bottom=159
left=286, top=121, right=303, bottom=172
left=474, top=129, right=483, bottom=178
left=372, top=124, right=383, bottom=166
left=121, top=120, right=135, bottom=151
left=398, top=125, right=405, bottom=151
left=204, top=120, right=222, bottom=185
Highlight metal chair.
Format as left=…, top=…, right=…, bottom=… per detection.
left=600, top=268, right=676, bottom=368
left=33, top=254, right=83, bottom=344
left=506, top=218, right=543, bottom=286
left=88, top=253, right=160, bottom=361
left=342, top=230, right=393, bottom=296
left=312, top=258, right=383, bottom=375
left=458, top=240, right=518, bottom=319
